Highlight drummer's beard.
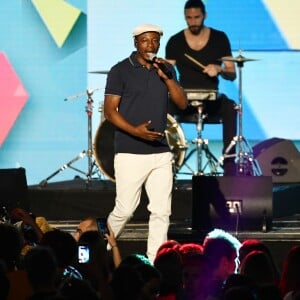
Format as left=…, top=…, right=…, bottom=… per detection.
left=188, top=23, right=204, bottom=35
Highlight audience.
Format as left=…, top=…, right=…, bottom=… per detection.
left=239, top=250, right=282, bottom=300
left=74, top=217, right=122, bottom=268
left=239, top=250, right=278, bottom=286
left=73, top=217, right=98, bottom=242
left=156, top=240, right=182, bottom=254
left=0, top=222, right=33, bottom=300
left=181, top=252, right=212, bottom=300
left=202, top=229, right=241, bottom=300
left=60, top=277, right=100, bottom=300
left=135, top=262, right=162, bottom=300
left=0, top=259, right=9, bottom=300
left=239, top=238, right=280, bottom=283
left=39, top=229, right=82, bottom=288
left=110, top=263, right=144, bottom=300
left=111, top=253, right=161, bottom=300
left=179, top=242, right=203, bottom=258
left=5, top=208, right=300, bottom=300
left=279, top=245, right=300, bottom=299
left=24, top=246, right=65, bottom=300
left=154, top=247, right=184, bottom=299
left=76, top=230, right=113, bottom=299
left=221, top=285, right=258, bottom=300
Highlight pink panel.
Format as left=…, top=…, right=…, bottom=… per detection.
left=0, top=52, right=29, bottom=146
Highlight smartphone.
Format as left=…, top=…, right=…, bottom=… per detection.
left=96, top=217, right=109, bottom=235
left=78, top=244, right=90, bottom=264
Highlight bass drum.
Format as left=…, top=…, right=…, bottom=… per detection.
left=94, top=114, right=187, bottom=182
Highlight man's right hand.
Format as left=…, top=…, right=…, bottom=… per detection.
left=134, top=121, right=164, bottom=141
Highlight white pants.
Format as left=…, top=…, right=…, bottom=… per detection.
left=107, top=152, right=173, bottom=262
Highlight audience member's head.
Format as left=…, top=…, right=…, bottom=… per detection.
left=111, top=253, right=161, bottom=300
left=154, top=247, right=183, bottom=297
left=24, top=246, right=58, bottom=293
left=182, top=252, right=212, bottom=300
left=40, top=229, right=77, bottom=270
left=239, top=238, right=279, bottom=283
left=156, top=239, right=181, bottom=254
left=239, top=239, right=273, bottom=263
left=73, top=217, right=98, bottom=242
left=120, top=253, right=152, bottom=267
left=135, top=262, right=161, bottom=300
left=239, top=250, right=278, bottom=286
left=203, top=229, right=241, bottom=280
left=0, top=223, right=24, bottom=271
left=279, top=245, right=300, bottom=297
left=76, top=230, right=111, bottom=297
left=110, top=263, right=143, bottom=300
left=179, top=242, right=203, bottom=261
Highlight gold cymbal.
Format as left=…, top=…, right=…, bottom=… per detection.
left=88, top=70, right=109, bottom=74
left=220, top=55, right=259, bottom=63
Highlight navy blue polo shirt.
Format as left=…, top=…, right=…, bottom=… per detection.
left=105, top=51, right=176, bottom=154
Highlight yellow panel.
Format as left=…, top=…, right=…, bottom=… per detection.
left=32, top=0, right=81, bottom=47
left=263, top=0, right=300, bottom=49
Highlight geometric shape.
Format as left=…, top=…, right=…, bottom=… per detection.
left=0, top=53, right=29, bottom=147
left=253, top=138, right=300, bottom=184
left=208, top=1, right=288, bottom=50
left=192, top=176, right=273, bottom=232
left=31, top=0, right=81, bottom=48
left=263, top=0, right=300, bottom=49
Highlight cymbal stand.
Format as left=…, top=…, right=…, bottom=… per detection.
left=181, top=101, right=219, bottom=176
left=217, top=55, right=262, bottom=176
left=39, top=89, right=101, bottom=187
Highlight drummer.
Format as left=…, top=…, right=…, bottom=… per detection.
left=103, top=24, right=187, bottom=262
left=165, top=0, right=237, bottom=176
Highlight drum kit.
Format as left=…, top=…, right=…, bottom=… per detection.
left=39, top=52, right=261, bottom=186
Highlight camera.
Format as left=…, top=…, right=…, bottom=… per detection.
left=96, top=217, right=109, bottom=236
left=78, top=244, right=90, bottom=264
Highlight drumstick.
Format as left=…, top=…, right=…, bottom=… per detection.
left=184, top=53, right=206, bottom=69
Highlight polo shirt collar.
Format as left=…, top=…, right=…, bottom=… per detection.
left=129, top=51, right=143, bottom=68
left=129, top=51, right=155, bottom=70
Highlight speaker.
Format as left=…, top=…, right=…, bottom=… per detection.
left=0, top=168, right=28, bottom=214
left=253, top=138, right=300, bottom=184
left=192, top=176, right=273, bottom=232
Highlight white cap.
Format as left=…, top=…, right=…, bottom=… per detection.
left=132, top=24, right=163, bottom=37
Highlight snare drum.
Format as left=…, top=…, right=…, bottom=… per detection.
left=93, top=114, right=187, bottom=181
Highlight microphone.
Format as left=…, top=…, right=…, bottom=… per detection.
left=148, top=53, right=173, bottom=79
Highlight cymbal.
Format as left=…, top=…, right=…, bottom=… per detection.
left=220, top=55, right=259, bottom=63
left=89, top=70, right=109, bottom=74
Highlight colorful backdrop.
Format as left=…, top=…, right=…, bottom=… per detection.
left=0, top=0, right=299, bottom=185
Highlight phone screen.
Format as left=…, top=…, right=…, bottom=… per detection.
left=78, top=244, right=90, bottom=263
left=96, top=217, right=109, bottom=235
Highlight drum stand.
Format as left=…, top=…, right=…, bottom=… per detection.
left=39, top=89, right=101, bottom=187
left=181, top=101, right=219, bottom=176
left=216, top=53, right=262, bottom=176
